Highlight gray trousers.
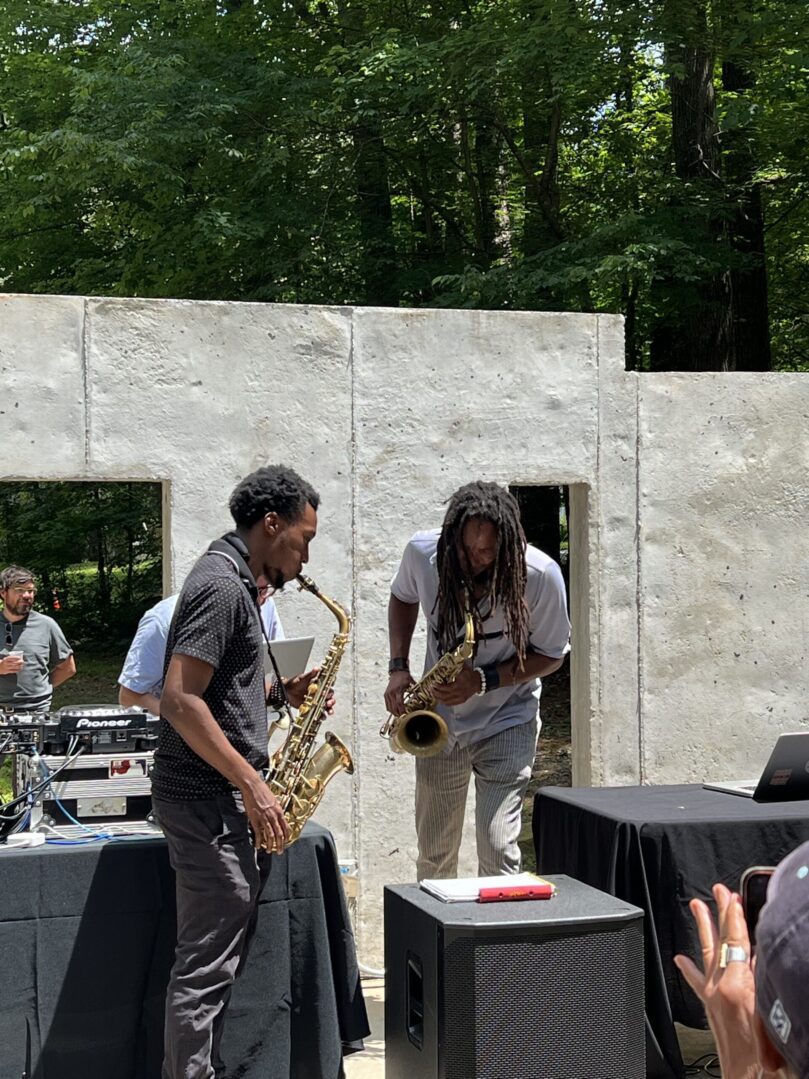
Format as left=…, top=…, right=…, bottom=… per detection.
left=152, top=795, right=269, bottom=1079
left=414, top=718, right=539, bottom=880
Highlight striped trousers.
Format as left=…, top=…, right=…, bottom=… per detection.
left=414, top=717, right=539, bottom=880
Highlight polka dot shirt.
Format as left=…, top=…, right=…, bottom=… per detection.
left=151, top=538, right=267, bottom=801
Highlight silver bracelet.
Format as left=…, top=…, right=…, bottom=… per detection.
left=473, top=666, right=486, bottom=696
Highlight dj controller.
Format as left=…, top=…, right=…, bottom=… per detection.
left=1, top=705, right=159, bottom=828
left=0, top=704, right=158, bottom=752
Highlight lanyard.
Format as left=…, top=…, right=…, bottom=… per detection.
left=206, top=548, right=293, bottom=717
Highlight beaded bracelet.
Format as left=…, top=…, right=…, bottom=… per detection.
left=473, top=664, right=501, bottom=696
left=473, top=667, right=487, bottom=696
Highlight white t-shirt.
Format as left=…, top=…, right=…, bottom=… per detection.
left=390, top=529, right=571, bottom=748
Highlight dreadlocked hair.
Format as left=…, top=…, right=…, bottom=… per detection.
left=435, top=481, right=529, bottom=665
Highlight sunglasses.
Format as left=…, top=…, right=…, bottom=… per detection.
left=4, top=623, right=12, bottom=648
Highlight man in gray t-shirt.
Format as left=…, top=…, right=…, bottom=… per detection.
left=1, top=566, right=75, bottom=713
left=384, top=482, right=570, bottom=880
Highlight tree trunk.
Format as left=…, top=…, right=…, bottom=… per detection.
left=353, top=122, right=399, bottom=306
left=519, top=0, right=563, bottom=259
left=92, top=486, right=111, bottom=626
left=336, top=2, right=398, bottom=306
left=522, top=93, right=550, bottom=258
left=624, top=280, right=639, bottom=371
left=670, top=45, right=720, bottom=184
left=414, top=150, right=440, bottom=260
left=721, top=59, right=771, bottom=371
left=472, top=104, right=501, bottom=265
left=521, top=88, right=563, bottom=257
left=651, top=4, right=734, bottom=371
left=125, top=483, right=135, bottom=604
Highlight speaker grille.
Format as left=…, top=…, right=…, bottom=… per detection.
left=443, top=924, right=644, bottom=1079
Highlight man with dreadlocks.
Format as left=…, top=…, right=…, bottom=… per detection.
left=385, top=481, right=570, bottom=879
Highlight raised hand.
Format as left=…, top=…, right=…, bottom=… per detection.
left=674, top=884, right=759, bottom=1079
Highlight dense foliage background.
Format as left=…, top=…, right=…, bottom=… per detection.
left=0, top=482, right=162, bottom=648
left=0, top=481, right=161, bottom=799
left=0, top=0, right=806, bottom=370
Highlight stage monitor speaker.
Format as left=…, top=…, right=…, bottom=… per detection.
left=385, top=877, right=644, bottom=1079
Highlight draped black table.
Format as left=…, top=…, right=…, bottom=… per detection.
left=0, top=821, right=369, bottom=1079
left=533, top=784, right=809, bottom=1079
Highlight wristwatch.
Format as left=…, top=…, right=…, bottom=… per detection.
left=388, top=657, right=410, bottom=674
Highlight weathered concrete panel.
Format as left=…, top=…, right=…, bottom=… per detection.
left=638, top=374, right=809, bottom=783
left=86, top=297, right=352, bottom=576
left=351, top=307, right=601, bottom=957
left=0, top=295, right=86, bottom=475
left=592, top=316, right=640, bottom=785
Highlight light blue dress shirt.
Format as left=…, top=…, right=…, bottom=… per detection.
left=118, top=593, right=284, bottom=697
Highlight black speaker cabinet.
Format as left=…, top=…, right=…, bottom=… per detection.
left=385, top=877, right=645, bottom=1079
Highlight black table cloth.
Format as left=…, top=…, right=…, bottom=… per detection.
left=0, top=821, right=369, bottom=1079
left=534, top=784, right=809, bottom=1079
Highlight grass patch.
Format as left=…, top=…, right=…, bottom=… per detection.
left=0, top=759, right=11, bottom=803
left=53, top=652, right=124, bottom=709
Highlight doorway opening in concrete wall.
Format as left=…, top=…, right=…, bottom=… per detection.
left=509, top=483, right=577, bottom=870
left=0, top=480, right=165, bottom=800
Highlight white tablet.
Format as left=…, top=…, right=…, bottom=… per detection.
left=264, top=637, right=315, bottom=680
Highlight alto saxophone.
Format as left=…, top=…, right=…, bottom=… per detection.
left=265, top=574, right=353, bottom=845
left=380, top=605, right=476, bottom=757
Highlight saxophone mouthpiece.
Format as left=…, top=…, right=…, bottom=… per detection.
left=297, top=573, right=318, bottom=594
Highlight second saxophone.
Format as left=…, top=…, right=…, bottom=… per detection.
left=380, top=606, right=476, bottom=757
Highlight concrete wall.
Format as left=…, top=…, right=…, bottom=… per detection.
left=2, top=293, right=808, bottom=963
left=637, top=375, right=809, bottom=782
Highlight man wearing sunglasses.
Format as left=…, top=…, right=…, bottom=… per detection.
left=0, top=565, right=76, bottom=713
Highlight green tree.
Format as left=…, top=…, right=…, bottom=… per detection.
left=1, top=0, right=806, bottom=369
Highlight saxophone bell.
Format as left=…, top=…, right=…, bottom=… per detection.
left=380, top=602, right=474, bottom=759
left=381, top=708, right=449, bottom=757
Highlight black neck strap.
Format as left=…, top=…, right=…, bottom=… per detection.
left=206, top=533, right=291, bottom=715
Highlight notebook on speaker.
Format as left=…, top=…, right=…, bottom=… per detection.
left=703, top=731, right=809, bottom=801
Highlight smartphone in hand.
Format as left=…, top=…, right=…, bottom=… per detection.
left=740, top=865, right=775, bottom=947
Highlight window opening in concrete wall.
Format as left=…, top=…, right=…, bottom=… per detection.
left=0, top=480, right=164, bottom=800
left=509, top=484, right=573, bottom=869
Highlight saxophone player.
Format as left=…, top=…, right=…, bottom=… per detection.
left=385, top=481, right=570, bottom=881
left=153, top=465, right=331, bottom=1079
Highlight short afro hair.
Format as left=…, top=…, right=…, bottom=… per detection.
left=229, top=465, right=320, bottom=530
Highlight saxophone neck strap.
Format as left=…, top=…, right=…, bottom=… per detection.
left=206, top=532, right=256, bottom=590
left=206, top=538, right=264, bottom=629
left=206, top=535, right=292, bottom=715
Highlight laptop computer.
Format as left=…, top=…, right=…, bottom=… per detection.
left=703, top=731, right=809, bottom=801
left=264, top=637, right=315, bottom=681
